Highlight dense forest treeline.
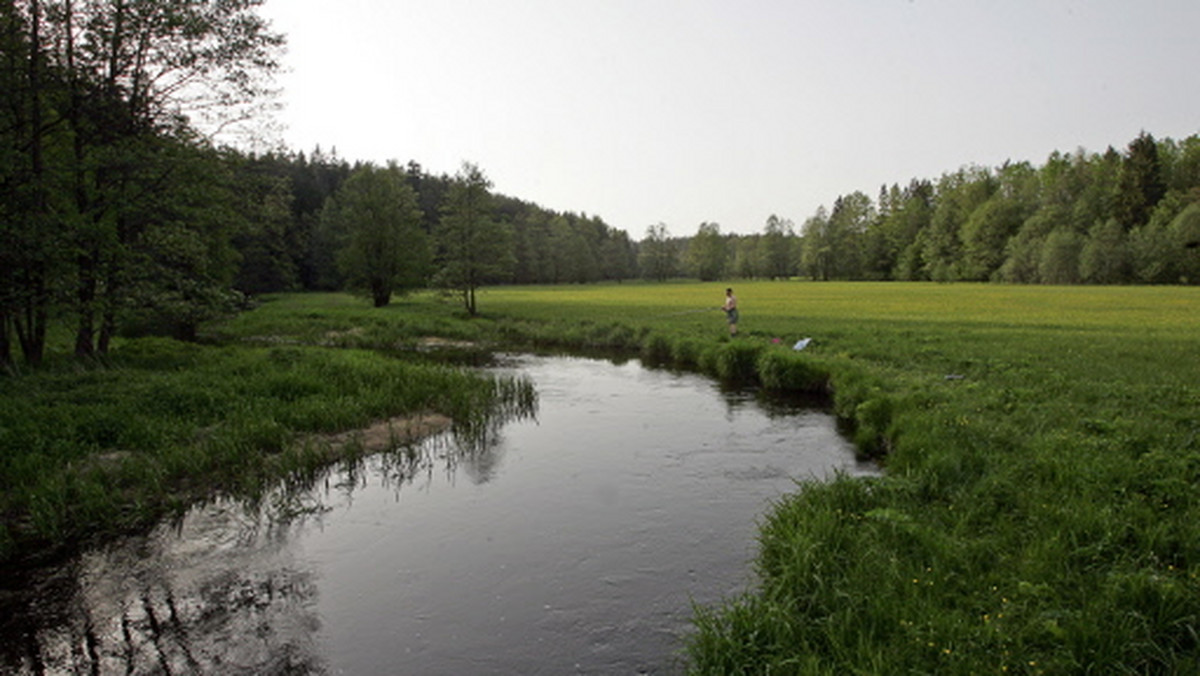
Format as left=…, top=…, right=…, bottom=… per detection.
left=3, top=1, right=1197, bottom=369
left=657, top=130, right=1200, bottom=285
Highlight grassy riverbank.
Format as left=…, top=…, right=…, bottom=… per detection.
left=0, top=307, right=533, bottom=567
left=474, top=281, right=1200, bottom=673
left=3, top=283, right=1197, bottom=672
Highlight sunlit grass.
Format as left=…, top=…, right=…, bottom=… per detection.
left=475, top=280, right=1200, bottom=673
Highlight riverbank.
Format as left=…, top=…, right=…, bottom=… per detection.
left=0, top=328, right=533, bottom=569
left=475, top=282, right=1200, bottom=673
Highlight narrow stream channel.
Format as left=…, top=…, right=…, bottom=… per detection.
left=1, top=354, right=877, bottom=675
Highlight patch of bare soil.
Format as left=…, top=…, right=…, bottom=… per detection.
left=415, top=336, right=478, bottom=351
left=315, top=413, right=453, bottom=456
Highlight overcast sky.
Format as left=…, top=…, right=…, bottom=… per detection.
left=257, top=0, right=1200, bottom=236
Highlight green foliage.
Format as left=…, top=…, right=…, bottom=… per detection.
left=793, top=133, right=1198, bottom=286
left=754, top=349, right=827, bottom=393
left=0, top=0, right=284, bottom=365
left=324, top=163, right=430, bottom=307
left=639, top=222, right=678, bottom=282
left=1115, top=132, right=1168, bottom=230
left=434, top=163, right=514, bottom=315
left=684, top=222, right=728, bottom=281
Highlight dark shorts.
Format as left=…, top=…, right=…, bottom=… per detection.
left=726, top=309, right=739, bottom=324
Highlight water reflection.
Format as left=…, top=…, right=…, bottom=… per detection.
left=1, top=377, right=535, bottom=676
left=2, top=505, right=325, bottom=675
left=1, top=355, right=874, bottom=675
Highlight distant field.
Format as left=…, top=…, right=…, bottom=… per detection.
left=482, top=279, right=1198, bottom=331
left=482, top=280, right=1198, bottom=389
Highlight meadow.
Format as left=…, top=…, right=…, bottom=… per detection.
left=2, top=281, right=1198, bottom=673
left=478, top=281, right=1200, bottom=673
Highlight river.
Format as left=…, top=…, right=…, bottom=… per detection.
left=1, top=354, right=877, bottom=675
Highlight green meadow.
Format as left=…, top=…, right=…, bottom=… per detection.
left=3, top=282, right=1198, bottom=672
left=482, top=281, right=1200, bottom=673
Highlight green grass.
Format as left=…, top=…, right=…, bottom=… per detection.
left=4, top=282, right=1198, bottom=672
left=471, top=281, right=1200, bottom=673
left=0, top=320, right=532, bottom=565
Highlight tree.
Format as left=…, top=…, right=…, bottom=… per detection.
left=598, top=228, right=637, bottom=281
left=684, top=222, right=727, bottom=281
left=1115, top=132, right=1167, bottom=230
left=996, top=206, right=1061, bottom=283
left=434, top=162, right=513, bottom=316
left=1079, top=219, right=1130, bottom=284
left=760, top=215, right=796, bottom=279
left=230, top=156, right=299, bottom=295
left=1167, top=203, right=1200, bottom=283
left=324, top=163, right=429, bottom=307
left=800, top=208, right=832, bottom=280
left=731, top=235, right=762, bottom=279
left=887, top=179, right=935, bottom=280
left=1038, top=229, right=1084, bottom=284
left=0, top=0, right=283, bottom=362
left=638, top=223, right=677, bottom=282
left=959, top=195, right=1032, bottom=281
left=824, top=194, right=873, bottom=279
left=923, top=167, right=996, bottom=281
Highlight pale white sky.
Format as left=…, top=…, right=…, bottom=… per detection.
left=258, top=0, right=1200, bottom=236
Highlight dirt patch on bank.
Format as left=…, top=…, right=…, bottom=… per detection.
left=314, top=413, right=453, bottom=456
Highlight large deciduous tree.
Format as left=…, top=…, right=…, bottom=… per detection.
left=1115, top=132, right=1167, bottom=230
left=324, top=163, right=429, bottom=307
left=759, top=214, right=796, bottom=280
left=434, top=162, right=513, bottom=316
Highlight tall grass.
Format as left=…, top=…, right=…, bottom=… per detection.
left=0, top=332, right=532, bottom=564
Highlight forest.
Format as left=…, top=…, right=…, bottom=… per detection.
left=3, top=0, right=1198, bottom=369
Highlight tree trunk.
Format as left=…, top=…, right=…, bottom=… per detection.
left=19, top=0, right=48, bottom=366
left=14, top=271, right=47, bottom=366
left=98, top=304, right=116, bottom=354
left=0, top=310, right=12, bottom=370
left=74, top=253, right=97, bottom=357
left=371, top=280, right=390, bottom=307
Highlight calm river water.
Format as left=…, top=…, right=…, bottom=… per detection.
left=1, top=354, right=877, bottom=675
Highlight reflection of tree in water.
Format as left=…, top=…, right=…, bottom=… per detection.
left=1, top=505, right=326, bottom=675
left=1, top=374, right=537, bottom=675
left=5, top=447, right=507, bottom=676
